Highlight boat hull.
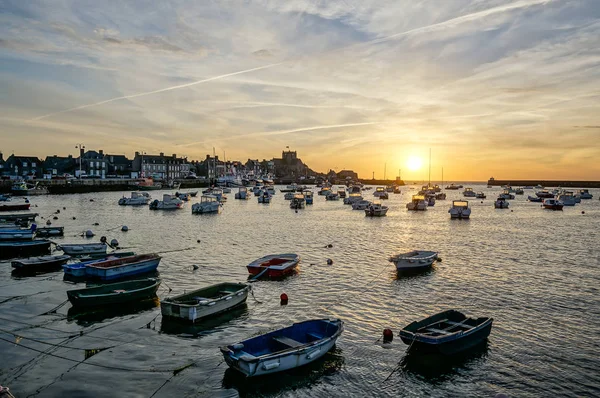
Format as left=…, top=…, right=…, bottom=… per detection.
left=86, top=258, right=161, bottom=281
left=59, top=244, right=107, bottom=256
left=401, top=320, right=493, bottom=355
left=11, top=255, right=71, bottom=271
left=67, top=279, right=161, bottom=308
left=0, top=230, right=35, bottom=241
left=0, top=240, right=51, bottom=260
left=0, top=204, right=31, bottom=212
left=0, top=213, right=38, bottom=222
left=34, top=227, right=65, bottom=237
left=246, top=265, right=297, bottom=278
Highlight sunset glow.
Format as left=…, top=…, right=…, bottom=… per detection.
left=407, top=156, right=423, bottom=172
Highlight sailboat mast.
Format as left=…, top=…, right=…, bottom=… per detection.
left=428, top=148, right=431, bottom=187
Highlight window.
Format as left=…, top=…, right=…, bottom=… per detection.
left=23, top=162, right=27, bottom=167
left=32, top=162, right=37, bottom=167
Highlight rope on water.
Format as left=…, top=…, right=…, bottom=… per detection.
left=38, top=299, right=69, bottom=316
left=250, top=286, right=263, bottom=303
left=0, top=328, right=118, bottom=352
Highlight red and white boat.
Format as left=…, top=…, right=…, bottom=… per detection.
left=247, top=253, right=300, bottom=278
left=543, top=198, right=564, bottom=210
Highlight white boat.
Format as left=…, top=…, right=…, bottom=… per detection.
left=557, top=191, right=577, bottom=206
left=407, top=195, right=427, bottom=211
left=445, top=183, right=461, bottom=190
left=318, top=186, right=332, bottom=196
left=543, top=198, right=564, bottom=210
left=389, top=250, right=438, bottom=271
left=352, top=200, right=373, bottom=210
left=290, top=194, right=305, bottom=209
left=462, top=188, right=476, bottom=197
left=58, top=242, right=107, bottom=256
left=373, top=187, right=389, bottom=199
left=498, top=190, right=515, bottom=200
left=343, top=193, right=363, bottom=205
left=494, top=197, right=509, bottom=208
left=192, top=195, right=221, bottom=214
left=149, top=194, right=184, bottom=210
left=235, top=187, right=250, bottom=200
left=365, top=202, right=388, bottom=217
left=303, top=190, right=313, bottom=205
left=284, top=192, right=295, bottom=200
left=448, top=200, right=471, bottom=219
left=118, top=192, right=151, bottom=206
left=578, top=189, right=593, bottom=199
left=161, top=282, right=249, bottom=323
left=258, top=191, right=271, bottom=203
left=325, top=192, right=340, bottom=201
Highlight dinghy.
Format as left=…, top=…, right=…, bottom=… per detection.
left=84, top=253, right=161, bottom=281
left=161, top=282, right=249, bottom=323
left=67, top=278, right=161, bottom=308
left=399, top=310, right=493, bottom=355
left=220, top=318, right=344, bottom=377
left=34, top=226, right=65, bottom=237
left=62, top=252, right=137, bottom=278
left=246, top=253, right=300, bottom=278
left=0, top=240, right=51, bottom=260
left=58, top=243, right=107, bottom=256
left=0, top=213, right=38, bottom=223
left=12, top=254, right=71, bottom=272
left=389, top=251, right=438, bottom=271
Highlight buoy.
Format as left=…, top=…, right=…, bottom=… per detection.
left=280, top=293, right=289, bottom=305
left=56, top=210, right=60, bottom=214
left=46, top=220, right=52, bottom=225
left=85, top=230, right=94, bottom=237
left=197, top=239, right=201, bottom=243
left=72, top=216, right=76, bottom=220
left=327, top=244, right=333, bottom=248
left=383, top=328, right=394, bottom=343
left=192, top=264, right=199, bottom=270
left=90, top=199, right=94, bottom=202
left=93, top=222, right=99, bottom=226
left=327, top=258, right=333, bottom=265
left=121, top=225, right=128, bottom=232
left=511, top=210, right=513, bottom=212
left=582, top=211, right=585, bottom=214
left=63, top=207, right=66, bottom=210
left=437, top=257, right=442, bottom=262
left=25, top=199, right=30, bottom=203
left=110, top=238, right=119, bottom=247
left=100, top=236, right=107, bottom=244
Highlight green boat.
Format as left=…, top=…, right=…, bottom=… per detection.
left=67, top=278, right=161, bottom=308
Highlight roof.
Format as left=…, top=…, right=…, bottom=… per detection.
left=6, top=155, right=42, bottom=163
left=106, top=154, right=130, bottom=165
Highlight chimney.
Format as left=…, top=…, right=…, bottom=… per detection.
left=99, top=149, right=104, bottom=156
left=80, top=148, right=84, bottom=158
left=135, top=151, right=140, bottom=157
left=172, top=154, right=176, bottom=158
left=159, top=152, right=164, bottom=157
left=68, top=154, right=72, bottom=158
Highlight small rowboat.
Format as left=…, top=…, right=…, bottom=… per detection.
left=221, top=318, right=344, bottom=377
left=67, top=278, right=161, bottom=308
left=0, top=240, right=51, bottom=260
left=62, top=252, right=137, bottom=278
left=34, top=226, right=65, bottom=237
left=12, top=254, right=71, bottom=272
left=58, top=243, right=107, bottom=256
left=0, top=213, right=38, bottom=222
left=0, top=229, right=35, bottom=241
left=399, top=310, right=493, bottom=355
left=0, top=203, right=31, bottom=212
left=389, top=250, right=438, bottom=271
left=246, top=253, right=300, bottom=278
left=161, top=282, right=250, bottom=323
left=85, top=253, right=161, bottom=281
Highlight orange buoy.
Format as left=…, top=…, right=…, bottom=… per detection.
left=280, top=293, right=288, bottom=305
left=383, top=328, right=393, bottom=343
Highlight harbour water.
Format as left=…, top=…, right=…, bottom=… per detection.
left=1, top=185, right=599, bottom=397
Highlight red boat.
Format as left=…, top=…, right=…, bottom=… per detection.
left=247, top=253, right=300, bottom=278
left=0, top=203, right=31, bottom=212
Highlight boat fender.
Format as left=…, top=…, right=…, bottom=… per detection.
left=582, top=211, right=585, bottom=214
left=110, top=239, right=119, bottom=248
left=262, top=360, right=280, bottom=370
left=46, top=220, right=52, bottom=225
left=85, top=230, right=94, bottom=237
left=100, top=236, right=107, bottom=244
left=383, top=328, right=394, bottom=343
left=30, top=223, right=37, bottom=232
left=56, top=209, right=60, bottom=214
left=280, top=293, right=288, bottom=305
left=327, top=259, right=333, bottom=265
left=53, top=216, right=58, bottom=220
left=306, top=347, right=321, bottom=360
left=121, top=225, right=128, bottom=232
left=63, top=207, right=66, bottom=210
left=72, top=216, right=76, bottom=220
left=437, top=258, right=442, bottom=262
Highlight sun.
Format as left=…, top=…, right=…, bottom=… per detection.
left=407, top=156, right=423, bottom=171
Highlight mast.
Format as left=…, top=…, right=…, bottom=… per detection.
left=384, top=163, right=387, bottom=181
left=442, top=167, right=444, bottom=187
left=428, top=148, right=431, bottom=187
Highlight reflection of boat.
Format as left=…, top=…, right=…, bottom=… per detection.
left=407, top=195, right=427, bottom=211
left=192, top=195, right=221, bottom=214
left=58, top=242, right=107, bottom=256
left=365, top=202, right=388, bottom=217
left=11, top=254, right=71, bottom=272
left=448, top=200, right=471, bottom=219
left=389, top=250, right=438, bottom=271
left=67, top=278, right=161, bottom=308
left=0, top=240, right=52, bottom=260
left=161, top=304, right=248, bottom=337
left=399, top=310, right=493, bottom=355
left=118, top=192, right=151, bottom=206
left=67, top=297, right=159, bottom=325
left=161, top=282, right=249, bottom=323
left=220, top=318, right=344, bottom=377
left=246, top=253, right=300, bottom=278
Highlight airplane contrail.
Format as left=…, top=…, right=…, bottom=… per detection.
left=30, top=62, right=282, bottom=121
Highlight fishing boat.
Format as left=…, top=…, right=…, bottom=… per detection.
left=258, top=191, right=271, bottom=204
left=161, top=282, right=250, bottom=323
left=389, top=250, right=438, bottom=271
left=11, top=254, right=71, bottom=272
left=67, top=278, right=161, bottom=308
left=220, top=318, right=344, bottom=377
left=557, top=191, right=577, bottom=206
left=475, top=192, right=486, bottom=199
left=246, top=253, right=300, bottom=278
left=118, top=192, right=151, bottom=206
left=462, top=188, right=476, bottom=197
left=235, top=187, right=250, bottom=200
left=302, top=190, right=313, bottom=205
left=407, top=195, right=427, bottom=211
left=494, top=197, right=509, bottom=209
left=528, top=195, right=542, bottom=202
left=365, top=202, right=388, bottom=217
left=149, top=194, right=184, bottom=210
left=11, top=181, right=48, bottom=195
left=0, top=203, right=31, bottom=212
left=498, top=190, right=515, bottom=200
left=318, top=186, right=331, bottom=196
left=448, top=200, right=471, bottom=219
left=290, top=194, right=305, bottom=209
left=373, top=187, right=389, bottom=199
left=85, top=253, right=162, bottom=281
left=343, top=193, right=363, bottom=205
left=445, top=183, right=461, bottom=190
left=325, top=192, right=340, bottom=201
left=58, top=242, right=107, bottom=256
left=131, top=178, right=162, bottom=191
left=0, top=228, right=35, bottom=241
left=0, top=213, right=38, bottom=223
left=578, top=189, right=593, bottom=199
left=34, top=226, right=65, bottom=237
left=352, top=200, right=372, bottom=210
left=0, top=240, right=52, bottom=260
left=192, top=195, right=221, bottom=214
left=399, top=310, right=493, bottom=355
left=543, top=198, right=564, bottom=210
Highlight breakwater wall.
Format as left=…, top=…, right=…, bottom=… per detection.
left=488, top=179, right=600, bottom=188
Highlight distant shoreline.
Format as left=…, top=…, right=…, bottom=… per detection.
left=487, top=179, right=600, bottom=188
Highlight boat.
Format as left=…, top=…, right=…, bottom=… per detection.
left=407, top=195, right=427, bottom=211
left=523, top=186, right=533, bottom=189
left=393, top=186, right=402, bottom=194
left=365, top=202, right=388, bottom=217
left=284, top=192, right=295, bottom=200
left=337, top=189, right=346, bottom=198
left=188, top=191, right=198, bottom=197
left=265, top=186, right=275, bottom=195
left=389, top=250, right=438, bottom=271
left=557, top=191, right=577, bottom=206
left=253, top=187, right=262, bottom=196
left=210, top=188, right=227, bottom=202
left=118, top=192, right=151, bottom=206
left=0, top=213, right=38, bottom=223
left=161, top=282, right=250, bottom=323
left=0, top=240, right=52, bottom=260
left=0, top=203, right=31, bottom=212
left=318, top=186, right=331, bottom=196
left=535, top=190, right=554, bottom=198
left=131, top=178, right=162, bottom=191
left=426, top=195, right=436, bottom=207
left=258, top=192, right=271, bottom=204
left=11, top=181, right=48, bottom=195
left=498, top=190, right=515, bottom=200
left=462, top=188, right=476, bottom=197
left=399, top=310, right=493, bottom=355
left=535, top=184, right=544, bottom=189
left=192, top=195, right=221, bottom=214
left=280, top=184, right=299, bottom=193
left=303, top=190, right=313, bottom=205
left=578, top=189, right=593, bottom=199
left=235, top=187, right=250, bottom=200
left=352, top=200, right=372, bottom=210
left=246, top=253, right=300, bottom=278
left=528, top=195, right=542, bottom=202
left=221, top=187, right=232, bottom=194
left=448, top=200, right=471, bottom=219
left=85, top=253, right=162, bottom=281
left=543, top=198, right=564, bottom=210
left=62, top=252, right=137, bottom=278
left=58, top=242, right=107, bottom=256
left=220, top=318, right=344, bottom=377
left=373, top=187, right=389, bottom=199
left=325, top=192, right=340, bottom=201
left=149, top=194, right=184, bottom=210
left=176, top=192, right=191, bottom=202
left=34, top=226, right=65, bottom=237
left=445, top=183, right=461, bottom=190
left=347, top=185, right=362, bottom=194
left=475, top=192, right=486, bottom=199
left=290, top=194, right=305, bottom=209
left=11, top=254, right=71, bottom=272
left=494, top=197, right=509, bottom=208
left=515, top=188, right=524, bottom=195
left=343, top=193, right=363, bottom=205
left=0, top=228, right=35, bottom=241
left=67, top=278, right=161, bottom=308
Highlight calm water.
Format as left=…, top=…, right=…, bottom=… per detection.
left=1, top=185, right=599, bottom=397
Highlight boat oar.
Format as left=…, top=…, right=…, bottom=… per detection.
left=249, top=267, right=269, bottom=281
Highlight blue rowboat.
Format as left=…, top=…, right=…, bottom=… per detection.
left=62, top=252, right=137, bottom=278
left=0, top=240, right=51, bottom=260
left=0, top=229, right=35, bottom=241
left=221, top=318, right=344, bottom=377
left=399, top=310, right=493, bottom=355
left=84, top=253, right=161, bottom=281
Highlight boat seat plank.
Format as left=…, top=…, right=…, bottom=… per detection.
left=445, top=320, right=471, bottom=329
left=425, top=328, right=452, bottom=335
left=272, top=336, right=303, bottom=348
left=306, top=332, right=322, bottom=341
left=218, top=291, right=233, bottom=295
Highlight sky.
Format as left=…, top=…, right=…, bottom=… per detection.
left=1, top=0, right=599, bottom=181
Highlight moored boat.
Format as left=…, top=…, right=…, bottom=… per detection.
left=149, top=194, right=184, bottom=210
left=235, top=187, right=250, bottom=200
left=389, top=250, right=438, bottom=271
left=84, top=253, right=162, bottom=281
left=536, top=190, right=554, bottom=198
left=373, top=187, right=389, bottom=199
left=399, top=310, right=493, bottom=355
left=498, top=190, right=515, bottom=200
left=445, top=183, right=461, bottom=190
left=62, top=252, right=137, bottom=278
left=290, top=194, right=306, bottom=209
left=67, top=278, right=161, bottom=308
left=475, top=192, right=486, bottom=199
left=543, top=198, right=564, bottom=210
left=220, top=318, right=344, bottom=377
left=462, top=188, right=476, bottom=197
left=34, top=226, right=65, bottom=237
left=343, top=192, right=363, bottom=205
left=247, top=253, right=300, bottom=278
left=0, top=213, right=38, bottom=223
left=448, top=200, right=471, bottom=219
left=0, top=240, right=52, bottom=260
left=302, top=190, right=313, bottom=205
left=58, top=242, right=107, bottom=256
left=528, top=195, right=542, bottom=202
left=407, top=195, right=427, bottom=211
left=191, top=195, right=221, bottom=214
left=161, top=282, right=249, bottom=323
left=118, top=192, right=151, bottom=206
left=0, top=228, right=35, bottom=241
left=352, top=200, right=372, bottom=210
left=365, top=202, right=388, bottom=217
left=557, top=191, right=577, bottom=206
left=325, top=192, right=340, bottom=201
left=578, top=189, right=593, bottom=199
left=11, top=254, right=71, bottom=272
left=0, top=203, right=31, bottom=212
left=494, top=198, right=509, bottom=208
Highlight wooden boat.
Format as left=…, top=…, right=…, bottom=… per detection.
left=34, top=226, right=65, bottom=237
left=85, top=253, right=161, bottom=281
left=399, top=310, right=493, bottom=355
left=67, top=278, right=161, bottom=308
left=0, top=213, right=38, bottom=222
left=389, top=250, right=438, bottom=271
left=0, top=228, right=35, bottom=241
left=161, top=282, right=250, bottom=323
left=12, top=254, right=71, bottom=272
left=221, top=318, right=344, bottom=377
left=246, top=253, right=300, bottom=278
left=0, top=203, right=30, bottom=212
left=0, top=240, right=51, bottom=260
left=62, top=252, right=137, bottom=277
left=58, top=243, right=107, bottom=256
